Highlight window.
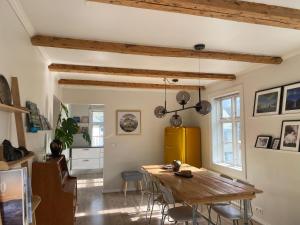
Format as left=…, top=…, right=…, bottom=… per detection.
left=212, top=93, right=242, bottom=169
left=90, top=111, right=104, bottom=147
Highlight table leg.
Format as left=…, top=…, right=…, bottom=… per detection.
left=192, top=204, right=198, bottom=225
left=243, top=200, right=250, bottom=225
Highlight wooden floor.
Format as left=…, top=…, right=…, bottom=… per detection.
left=75, top=173, right=260, bottom=225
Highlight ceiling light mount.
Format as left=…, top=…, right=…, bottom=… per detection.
left=194, top=43, right=206, bottom=51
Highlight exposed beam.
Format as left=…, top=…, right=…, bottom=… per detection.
left=49, top=64, right=236, bottom=81
left=32, top=35, right=282, bottom=64
left=88, top=0, right=300, bottom=30
left=58, top=79, right=204, bottom=90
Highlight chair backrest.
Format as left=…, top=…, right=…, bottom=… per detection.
left=142, top=171, right=153, bottom=190
left=220, top=174, right=233, bottom=180
left=158, top=184, right=176, bottom=205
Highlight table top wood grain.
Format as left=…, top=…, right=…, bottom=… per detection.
left=142, top=164, right=263, bottom=205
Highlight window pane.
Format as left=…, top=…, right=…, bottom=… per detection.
left=92, top=125, right=100, bottom=137
left=223, top=123, right=233, bottom=164
left=92, top=112, right=104, bottom=123
left=236, top=97, right=240, bottom=117
left=236, top=122, right=242, bottom=166
left=221, top=98, right=232, bottom=118
left=92, top=137, right=103, bottom=147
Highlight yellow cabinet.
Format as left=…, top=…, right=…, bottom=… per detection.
left=164, top=127, right=201, bottom=168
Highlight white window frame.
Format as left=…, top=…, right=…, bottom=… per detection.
left=89, top=110, right=104, bottom=147
left=209, top=85, right=246, bottom=179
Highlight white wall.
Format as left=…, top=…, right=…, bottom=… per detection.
left=199, top=55, right=300, bottom=225
left=62, top=87, right=198, bottom=192
left=0, top=0, right=58, bottom=153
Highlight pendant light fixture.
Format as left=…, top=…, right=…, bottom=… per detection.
left=154, top=44, right=212, bottom=125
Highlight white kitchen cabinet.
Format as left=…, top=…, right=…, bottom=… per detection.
left=71, top=147, right=103, bottom=170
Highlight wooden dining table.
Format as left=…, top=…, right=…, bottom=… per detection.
left=142, top=164, right=263, bottom=225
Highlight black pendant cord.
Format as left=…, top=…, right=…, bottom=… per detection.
left=164, top=78, right=167, bottom=111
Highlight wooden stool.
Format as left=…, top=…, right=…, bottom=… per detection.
left=121, top=171, right=143, bottom=198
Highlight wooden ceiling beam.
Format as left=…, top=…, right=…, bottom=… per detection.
left=58, top=79, right=204, bottom=90
left=88, top=0, right=300, bottom=30
left=49, top=63, right=236, bottom=80
left=32, top=35, right=282, bottom=64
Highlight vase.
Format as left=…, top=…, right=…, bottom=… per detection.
left=50, top=139, right=63, bottom=157
left=172, top=160, right=182, bottom=172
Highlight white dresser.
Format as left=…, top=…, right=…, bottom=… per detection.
left=71, top=147, right=104, bottom=170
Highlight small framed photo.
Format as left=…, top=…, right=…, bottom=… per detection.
left=271, top=138, right=280, bottom=150
left=117, top=110, right=141, bottom=135
left=255, top=135, right=272, bottom=148
left=282, top=82, right=300, bottom=114
left=280, top=120, right=300, bottom=152
left=253, top=87, right=282, bottom=116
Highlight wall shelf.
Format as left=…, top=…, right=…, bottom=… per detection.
left=0, top=103, right=29, bottom=114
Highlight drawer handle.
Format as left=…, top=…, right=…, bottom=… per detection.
left=83, top=149, right=90, bottom=151
left=83, top=160, right=89, bottom=162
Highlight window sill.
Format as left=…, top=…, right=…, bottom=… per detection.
left=213, top=162, right=242, bottom=171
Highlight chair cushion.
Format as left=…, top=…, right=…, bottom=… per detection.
left=212, top=205, right=242, bottom=220
left=168, top=206, right=201, bottom=222
left=121, top=171, right=143, bottom=181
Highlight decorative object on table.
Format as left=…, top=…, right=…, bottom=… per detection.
left=253, top=87, right=282, bottom=116
left=0, top=74, right=12, bottom=105
left=80, top=116, right=89, bottom=123
left=282, top=82, right=300, bottom=114
left=26, top=101, right=42, bottom=132
left=172, top=160, right=182, bottom=172
left=279, top=120, right=300, bottom=152
left=2, top=139, right=29, bottom=161
left=116, top=110, right=141, bottom=135
left=51, top=103, right=91, bottom=157
left=255, top=135, right=272, bottom=148
left=175, top=170, right=193, bottom=178
left=72, top=116, right=80, bottom=123
left=271, top=138, right=280, bottom=150
left=154, top=78, right=211, bottom=127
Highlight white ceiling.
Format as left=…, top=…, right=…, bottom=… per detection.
left=17, top=0, right=300, bottom=87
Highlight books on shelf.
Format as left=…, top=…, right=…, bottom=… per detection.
left=0, top=168, right=32, bottom=225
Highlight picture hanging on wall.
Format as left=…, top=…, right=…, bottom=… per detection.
left=253, top=87, right=282, bottom=116
left=116, top=110, right=141, bottom=135
left=271, top=138, right=280, bottom=150
left=282, top=82, right=300, bottom=114
left=255, top=135, right=272, bottom=148
left=280, top=120, right=300, bottom=152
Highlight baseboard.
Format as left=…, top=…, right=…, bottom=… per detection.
left=251, top=215, right=270, bottom=225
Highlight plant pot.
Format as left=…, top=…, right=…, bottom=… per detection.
left=50, top=139, right=63, bottom=157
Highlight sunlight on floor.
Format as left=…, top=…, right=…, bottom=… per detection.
left=77, top=178, right=103, bottom=189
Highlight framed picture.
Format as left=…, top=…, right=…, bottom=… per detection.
left=271, top=138, right=280, bottom=150
left=116, top=110, right=141, bottom=135
left=253, top=87, right=282, bottom=116
left=282, top=82, right=300, bottom=114
left=80, top=116, right=89, bottom=123
left=255, top=135, right=272, bottom=148
left=280, top=120, right=300, bottom=152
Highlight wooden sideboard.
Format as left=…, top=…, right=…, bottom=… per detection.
left=32, top=156, right=77, bottom=225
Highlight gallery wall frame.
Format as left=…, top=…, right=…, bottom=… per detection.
left=255, top=135, right=272, bottom=149
left=282, top=82, right=300, bottom=115
left=271, top=138, right=280, bottom=150
left=253, top=86, right=283, bottom=117
left=279, top=120, right=300, bottom=152
left=116, top=110, right=141, bottom=135
left=253, top=81, right=300, bottom=117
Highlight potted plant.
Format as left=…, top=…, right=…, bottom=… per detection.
left=50, top=103, right=91, bottom=157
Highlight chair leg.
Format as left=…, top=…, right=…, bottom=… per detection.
left=138, top=180, right=143, bottom=191
left=148, top=196, right=155, bottom=224
left=146, top=194, right=151, bottom=219
left=161, top=215, right=166, bottom=225
left=207, top=205, right=212, bottom=225
left=123, top=181, right=128, bottom=198
left=184, top=221, right=188, bottom=225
